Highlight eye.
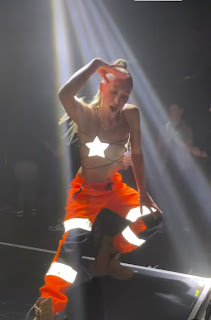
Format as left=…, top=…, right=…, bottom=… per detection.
left=122, top=95, right=129, bottom=102
left=111, top=89, right=117, bottom=95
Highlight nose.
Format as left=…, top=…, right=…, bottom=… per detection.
left=114, top=94, right=120, bottom=106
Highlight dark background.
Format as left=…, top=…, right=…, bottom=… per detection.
left=0, top=1, right=210, bottom=318
left=0, top=0, right=210, bottom=148
left=0, top=0, right=210, bottom=265
left=0, top=0, right=210, bottom=254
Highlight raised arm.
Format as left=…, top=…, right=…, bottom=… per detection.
left=58, top=58, right=104, bottom=125
left=58, top=58, right=130, bottom=126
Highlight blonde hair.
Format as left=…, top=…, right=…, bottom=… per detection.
left=59, top=59, right=129, bottom=144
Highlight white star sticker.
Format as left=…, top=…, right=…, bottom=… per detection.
left=86, top=136, right=109, bottom=158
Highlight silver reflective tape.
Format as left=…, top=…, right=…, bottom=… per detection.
left=46, top=262, right=77, bottom=283
left=122, top=226, right=146, bottom=247
left=126, top=207, right=141, bottom=222
left=64, top=218, right=92, bottom=233
left=126, top=206, right=156, bottom=222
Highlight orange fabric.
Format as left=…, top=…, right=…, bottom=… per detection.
left=113, top=233, right=138, bottom=253
left=40, top=232, right=70, bottom=315
left=52, top=232, right=68, bottom=263
left=113, top=218, right=147, bottom=253
left=40, top=275, right=70, bottom=314
left=65, top=173, right=140, bottom=224
left=130, top=217, right=147, bottom=235
left=40, top=172, right=146, bottom=314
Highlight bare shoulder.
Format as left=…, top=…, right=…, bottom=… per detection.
left=74, top=97, right=92, bottom=111
left=59, top=92, right=95, bottom=127
left=76, top=98, right=96, bottom=117
left=78, top=102, right=97, bottom=128
left=122, top=104, right=140, bottom=124
left=123, top=103, right=138, bottom=111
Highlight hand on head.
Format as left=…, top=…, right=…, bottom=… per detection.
left=97, top=64, right=131, bottom=83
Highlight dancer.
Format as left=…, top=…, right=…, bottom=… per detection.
left=27, top=58, right=162, bottom=320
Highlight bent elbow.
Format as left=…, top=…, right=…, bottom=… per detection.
left=58, top=86, right=64, bottom=98
left=58, top=88, right=67, bottom=104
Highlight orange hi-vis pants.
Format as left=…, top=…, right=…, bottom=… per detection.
left=40, top=172, right=163, bottom=315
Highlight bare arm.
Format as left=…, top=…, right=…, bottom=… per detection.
left=58, top=58, right=104, bottom=125
left=58, top=58, right=130, bottom=126
left=124, top=106, right=162, bottom=214
left=124, top=106, right=147, bottom=194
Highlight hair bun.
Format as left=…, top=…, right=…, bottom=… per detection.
left=113, top=59, right=127, bottom=70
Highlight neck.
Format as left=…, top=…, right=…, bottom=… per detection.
left=97, top=106, right=120, bottom=130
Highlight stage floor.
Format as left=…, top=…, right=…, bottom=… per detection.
left=0, top=210, right=210, bottom=320
left=61, top=259, right=211, bottom=320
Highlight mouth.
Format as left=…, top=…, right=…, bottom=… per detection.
left=110, top=106, right=118, bottom=112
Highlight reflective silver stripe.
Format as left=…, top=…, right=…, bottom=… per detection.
left=122, top=226, right=145, bottom=247
left=64, top=218, right=92, bottom=233
left=126, top=206, right=156, bottom=222
left=46, top=262, right=77, bottom=283
left=126, top=207, right=141, bottom=222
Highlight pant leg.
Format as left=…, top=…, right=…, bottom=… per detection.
left=105, top=174, right=163, bottom=253
left=40, top=175, right=108, bottom=314
left=40, top=228, right=92, bottom=315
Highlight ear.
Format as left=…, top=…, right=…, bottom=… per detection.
left=99, top=81, right=104, bottom=92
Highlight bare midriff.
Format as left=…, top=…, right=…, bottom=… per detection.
left=77, top=161, right=123, bottom=183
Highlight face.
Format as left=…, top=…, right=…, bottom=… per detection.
left=101, top=77, right=132, bottom=115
